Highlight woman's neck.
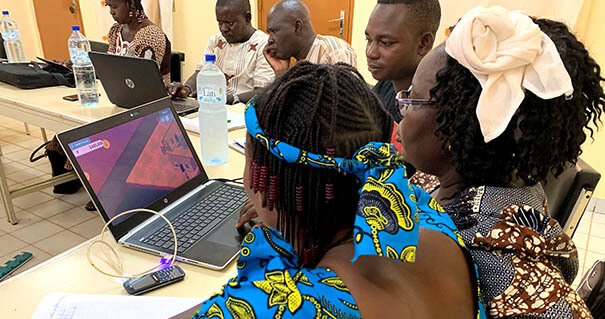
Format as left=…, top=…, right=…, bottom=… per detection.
left=124, top=18, right=149, bottom=34
left=434, top=167, right=464, bottom=206
left=316, top=228, right=355, bottom=267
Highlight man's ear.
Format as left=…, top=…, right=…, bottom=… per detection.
left=417, top=32, right=435, bottom=56
left=245, top=11, right=252, bottom=24
left=294, top=19, right=304, bottom=33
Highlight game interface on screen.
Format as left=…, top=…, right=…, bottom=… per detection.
left=69, top=108, right=200, bottom=219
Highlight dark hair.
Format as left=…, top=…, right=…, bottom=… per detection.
left=216, top=0, right=251, bottom=15
left=249, top=62, right=393, bottom=267
left=377, top=0, right=441, bottom=36
left=431, top=18, right=604, bottom=189
left=125, top=0, right=144, bottom=12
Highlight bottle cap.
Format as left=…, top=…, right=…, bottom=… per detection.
left=205, top=54, right=216, bottom=63
left=2, top=11, right=9, bottom=16
left=72, top=25, right=80, bottom=31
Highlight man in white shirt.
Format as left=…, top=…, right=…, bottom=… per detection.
left=168, top=0, right=274, bottom=104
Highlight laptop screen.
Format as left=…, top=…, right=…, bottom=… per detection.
left=68, top=108, right=201, bottom=220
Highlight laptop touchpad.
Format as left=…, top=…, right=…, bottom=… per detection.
left=206, top=215, right=242, bottom=248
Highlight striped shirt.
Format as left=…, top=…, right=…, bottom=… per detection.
left=303, top=34, right=357, bottom=67
left=197, top=30, right=275, bottom=96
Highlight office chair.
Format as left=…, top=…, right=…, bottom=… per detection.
left=0, top=34, right=6, bottom=59
left=170, top=51, right=185, bottom=83
left=542, top=158, right=601, bottom=237
left=90, top=40, right=109, bottom=53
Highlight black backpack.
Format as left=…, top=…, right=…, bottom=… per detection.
left=577, top=259, right=605, bottom=318
left=0, top=61, right=75, bottom=89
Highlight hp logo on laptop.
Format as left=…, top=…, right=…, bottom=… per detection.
left=163, top=198, right=169, bottom=204
left=125, top=78, right=135, bottom=89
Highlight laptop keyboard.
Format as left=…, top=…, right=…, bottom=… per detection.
left=142, top=185, right=247, bottom=253
left=172, top=100, right=198, bottom=114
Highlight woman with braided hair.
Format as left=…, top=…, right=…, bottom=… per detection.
left=172, top=62, right=487, bottom=318
left=105, top=0, right=171, bottom=84
left=397, top=6, right=601, bottom=318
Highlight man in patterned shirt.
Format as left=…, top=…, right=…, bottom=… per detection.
left=263, top=0, right=357, bottom=77
left=169, top=0, right=274, bottom=105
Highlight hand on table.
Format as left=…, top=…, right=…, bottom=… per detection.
left=168, top=82, right=194, bottom=98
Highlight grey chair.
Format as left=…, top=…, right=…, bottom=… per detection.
left=542, top=159, right=601, bottom=237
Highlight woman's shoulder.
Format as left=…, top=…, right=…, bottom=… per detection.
left=236, top=227, right=298, bottom=269
left=135, top=24, right=167, bottom=40
left=453, top=184, right=565, bottom=237
left=193, top=227, right=360, bottom=319
left=108, top=23, right=121, bottom=37
left=109, top=23, right=121, bottom=32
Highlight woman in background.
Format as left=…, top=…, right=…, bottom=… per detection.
left=105, top=0, right=171, bottom=84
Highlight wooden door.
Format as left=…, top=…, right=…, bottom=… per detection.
left=33, top=0, right=85, bottom=60
left=258, top=0, right=355, bottom=44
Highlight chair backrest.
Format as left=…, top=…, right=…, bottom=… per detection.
left=90, top=41, right=110, bottom=53
left=170, top=51, right=185, bottom=83
left=542, top=158, right=601, bottom=236
left=0, top=34, right=7, bottom=59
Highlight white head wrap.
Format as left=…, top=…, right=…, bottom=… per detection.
left=445, top=6, right=574, bottom=143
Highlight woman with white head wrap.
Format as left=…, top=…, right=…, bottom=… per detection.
left=396, top=6, right=603, bottom=318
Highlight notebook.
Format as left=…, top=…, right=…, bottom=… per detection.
left=88, top=52, right=199, bottom=116
left=57, top=97, right=247, bottom=269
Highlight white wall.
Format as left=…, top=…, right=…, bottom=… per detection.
left=0, top=0, right=43, bottom=61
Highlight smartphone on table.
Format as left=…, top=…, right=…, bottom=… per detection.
left=62, top=94, right=79, bottom=102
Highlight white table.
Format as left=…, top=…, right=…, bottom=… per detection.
left=0, top=83, right=247, bottom=318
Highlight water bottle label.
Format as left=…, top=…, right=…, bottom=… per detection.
left=199, top=86, right=224, bottom=103
left=69, top=48, right=90, bottom=65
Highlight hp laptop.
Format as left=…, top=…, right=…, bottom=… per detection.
left=57, top=97, right=247, bottom=269
left=88, top=52, right=199, bottom=116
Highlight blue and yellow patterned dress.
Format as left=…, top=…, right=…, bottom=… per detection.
left=194, top=104, right=487, bottom=318
left=192, top=150, right=487, bottom=318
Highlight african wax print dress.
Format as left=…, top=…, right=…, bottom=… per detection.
left=192, top=142, right=487, bottom=319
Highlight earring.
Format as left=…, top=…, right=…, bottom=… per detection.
left=136, top=9, right=147, bottom=24
left=448, top=144, right=452, bottom=151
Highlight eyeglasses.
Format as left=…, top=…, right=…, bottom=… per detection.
left=395, top=85, right=436, bottom=117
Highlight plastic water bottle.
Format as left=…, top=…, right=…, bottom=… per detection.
left=197, top=54, right=228, bottom=165
left=68, top=25, right=98, bottom=106
left=0, top=11, right=27, bottom=63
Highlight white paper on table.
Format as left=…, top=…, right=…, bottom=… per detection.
left=31, top=293, right=202, bottom=319
left=179, top=111, right=245, bottom=133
